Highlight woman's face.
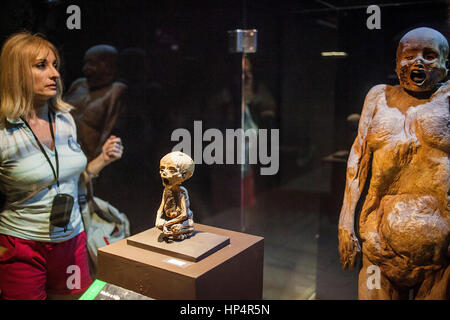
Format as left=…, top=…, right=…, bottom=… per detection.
left=32, top=49, right=60, bottom=103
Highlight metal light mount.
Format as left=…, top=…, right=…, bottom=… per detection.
left=227, top=29, right=258, bottom=53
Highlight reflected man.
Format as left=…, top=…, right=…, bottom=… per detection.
left=65, top=44, right=127, bottom=161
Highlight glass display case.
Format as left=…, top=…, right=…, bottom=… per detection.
left=0, top=0, right=448, bottom=300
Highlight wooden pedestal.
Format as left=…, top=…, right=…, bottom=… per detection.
left=97, top=223, right=264, bottom=299
left=126, top=228, right=230, bottom=262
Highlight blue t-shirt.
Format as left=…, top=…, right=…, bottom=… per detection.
left=0, top=106, right=87, bottom=242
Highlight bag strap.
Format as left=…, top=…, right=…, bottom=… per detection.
left=78, top=172, right=100, bottom=223
left=87, top=177, right=102, bottom=214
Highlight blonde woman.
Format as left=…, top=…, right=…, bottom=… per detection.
left=0, top=32, right=123, bottom=300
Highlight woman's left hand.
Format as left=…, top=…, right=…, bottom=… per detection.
left=101, top=135, right=124, bottom=165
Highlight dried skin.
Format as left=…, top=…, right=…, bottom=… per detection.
left=338, top=227, right=361, bottom=269
left=339, top=83, right=450, bottom=298
left=155, top=152, right=195, bottom=241
left=339, top=28, right=450, bottom=299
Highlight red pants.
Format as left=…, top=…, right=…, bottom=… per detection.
left=0, top=231, right=92, bottom=300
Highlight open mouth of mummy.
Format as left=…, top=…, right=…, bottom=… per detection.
left=163, top=178, right=169, bottom=185
left=410, top=69, right=426, bottom=85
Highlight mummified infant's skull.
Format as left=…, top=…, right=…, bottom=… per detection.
left=155, top=151, right=195, bottom=240
left=159, top=151, right=194, bottom=188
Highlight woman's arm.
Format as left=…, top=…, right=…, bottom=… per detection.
left=338, top=85, right=381, bottom=269
left=83, top=135, right=123, bottom=183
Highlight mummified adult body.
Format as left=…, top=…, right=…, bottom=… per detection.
left=338, top=27, right=450, bottom=299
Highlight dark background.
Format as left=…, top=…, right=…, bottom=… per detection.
left=0, top=0, right=448, bottom=299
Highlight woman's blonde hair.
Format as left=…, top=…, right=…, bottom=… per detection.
left=0, top=31, right=72, bottom=121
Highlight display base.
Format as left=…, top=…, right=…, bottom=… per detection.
left=127, top=228, right=230, bottom=262
left=97, top=223, right=264, bottom=299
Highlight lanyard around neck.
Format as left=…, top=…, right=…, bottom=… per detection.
left=21, top=110, right=60, bottom=189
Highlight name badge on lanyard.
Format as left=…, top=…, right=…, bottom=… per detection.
left=22, top=110, right=74, bottom=231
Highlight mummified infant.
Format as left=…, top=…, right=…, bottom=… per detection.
left=155, top=151, right=195, bottom=240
